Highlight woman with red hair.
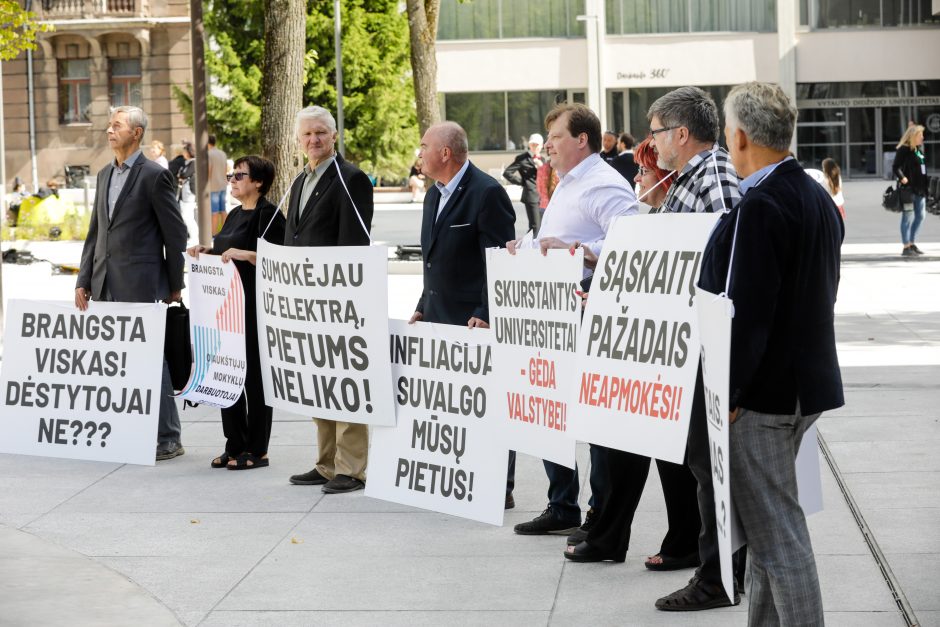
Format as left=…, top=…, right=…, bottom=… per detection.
left=634, top=136, right=676, bottom=212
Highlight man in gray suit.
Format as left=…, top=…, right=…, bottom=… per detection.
left=75, top=105, right=188, bottom=461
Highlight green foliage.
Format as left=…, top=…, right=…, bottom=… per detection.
left=182, top=0, right=418, bottom=181
left=0, top=0, right=51, bottom=61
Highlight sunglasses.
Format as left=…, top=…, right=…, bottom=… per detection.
left=226, top=172, right=250, bottom=182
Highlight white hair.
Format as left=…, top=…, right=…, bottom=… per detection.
left=294, top=106, right=337, bottom=139
left=110, top=106, right=148, bottom=138
left=724, top=82, right=797, bottom=152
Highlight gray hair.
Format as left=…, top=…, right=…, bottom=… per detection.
left=724, top=82, right=797, bottom=152
left=294, top=105, right=337, bottom=138
left=647, top=86, right=719, bottom=144
left=434, top=121, right=469, bottom=161
left=110, top=106, right=148, bottom=138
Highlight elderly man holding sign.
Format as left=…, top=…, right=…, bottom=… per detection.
left=697, top=82, right=844, bottom=626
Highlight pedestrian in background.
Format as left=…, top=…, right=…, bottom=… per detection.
left=893, top=124, right=927, bottom=256
left=208, top=134, right=229, bottom=234
left=503, top=133, right=544, bottom=234
left=822, top=158, right=845, bottom=220
left=150, top=140, right=169, bottom=169
left=187, top=155, right=285, bottom=470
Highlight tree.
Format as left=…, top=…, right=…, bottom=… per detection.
left=179, top=0, right=417, bottom=184
left=0, top=0, right=49, bottom=61
left=405, top=0, right=441, bottom=137
left=261, top=0, right=305, bottom=202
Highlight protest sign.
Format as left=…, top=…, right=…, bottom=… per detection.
left=177, top=254, right=246, bottom=408
left=696, top=287, right=740, bottom=603
left=366, top=321, right=508, bottom=526
left=256, top=240, right=394, bottom=426
left=486, top=248, right=580, bottom=468
left=0, top=300, right=166, bottom=465
left=570, top=213, right=720, bottom=462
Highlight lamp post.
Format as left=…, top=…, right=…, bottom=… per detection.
left=334, top=0, right=344, bottom=156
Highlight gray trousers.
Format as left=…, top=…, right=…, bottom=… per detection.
left=158, top=356, right=182, bottom=445
left=730, top=406, right=824, bottom=627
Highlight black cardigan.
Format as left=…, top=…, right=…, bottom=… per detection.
left=892, top=145, right=928, bottom=196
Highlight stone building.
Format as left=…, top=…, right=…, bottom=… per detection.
left=2, top=0, right=193, bottom=189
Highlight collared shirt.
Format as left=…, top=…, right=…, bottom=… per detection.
left=739, top=156, right=793, bottom=195
left=536, top=153, right=638, bottom=276
left=661, top=145, right=741, bottom=214
left=298, top=156, right=335, bottom=217
left=435, top=159, right=470, bottom=221
left=108, top=149, right=142, bottom=219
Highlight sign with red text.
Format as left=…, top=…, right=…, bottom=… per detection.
left=256, top=240, right=394, bottom=426
left=487, top=248, right=581, bottom=468
left=0, top=300, right=166, bottom=465
left=177, top=253, right=246, bottom=408
left=570, top=213, right=720, bottom=463
left=366, top=321, right=508, bottom=525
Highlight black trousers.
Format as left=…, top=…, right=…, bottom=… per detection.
left=220, top=299, right=272, bottom=457
left=687, top=367, right=747, bottom=586
left=522, top=197, right=541, bottom=234
left=586, top=448, right=700, bottom=561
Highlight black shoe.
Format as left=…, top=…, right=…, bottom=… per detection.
left=655, top=575, right=740, bottom=611
left=513, top=508, right=580, bottom=536
left=566, top=507, right=598, bottom=545
left=322, top=474, right=365, bottom=494
left=564, top=541, right=625, bottom=563
left=911, top=244, right=924, bottom=255
left=505, top=493, right=515, bottom=510
left=902, top=246, right=916, bottom=257
left=289, top=468, right=329, bottom=485
left=155, top=442, right=184, bottom=461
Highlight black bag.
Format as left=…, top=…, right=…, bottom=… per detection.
left=165, top=302, right=193, bottom=391
left=882, top=185, right=913, bottom=212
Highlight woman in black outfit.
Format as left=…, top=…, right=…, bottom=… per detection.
left=893, top=124, right=928, bottom=257
left=187, top=155, right=286, bottom=470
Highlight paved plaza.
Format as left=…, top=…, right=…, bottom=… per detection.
left=0, top=180, right=937, bottom=626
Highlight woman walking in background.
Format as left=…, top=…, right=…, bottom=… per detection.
left=893, top=125, right=927, bottom=256
left=822, top=158, right=845, bottom=220
left=187, top=155, right=286, bottom=470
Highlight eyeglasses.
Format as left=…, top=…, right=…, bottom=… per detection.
left=226, top=172, right=250, bottom=182
left=649, top=126, right=678, bottom=137
left=638, top=167, right=653, bottom=176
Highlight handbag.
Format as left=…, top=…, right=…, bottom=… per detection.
left=882, top=185, right=914, bottom=212
left=164, top=302, right=193, bottom=391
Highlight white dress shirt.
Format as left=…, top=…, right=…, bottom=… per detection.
left=536, top=152, right=638, bottom=263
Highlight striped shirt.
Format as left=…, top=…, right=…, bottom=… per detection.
left=659, top=145, right=741, bottom=214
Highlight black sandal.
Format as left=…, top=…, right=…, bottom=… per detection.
left=645, top=551, right=699, bottom=571
left=210, top=452, right=235, bottom=469
left=563, top=541, right=625, bottom=563
left=655, top=576, right=739, bottom=611
left=228, top=453, right=269, bottom=470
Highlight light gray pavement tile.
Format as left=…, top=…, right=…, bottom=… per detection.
left=824, top=440, right=940, bottom=474
left=201, top=610, right=550, bottom=627
left=841, top=471, right=940, bottom=509
left=864, top=508, right=940, bottom=555
left=818, top=415, right=940, bottom=442
left=0, top=526, right=180, bottom=627
left=550, top=608, right=747, bottom=627
left=823, top=612, right=912, bottom=626
left=816, top=554, right=902, bottom=612
left=823, top=388, right=940, bottom=419
left=915, top=610, right=940, bottom=626
left=884, top=553, right=940, bottom=612
left=51, top=446, right=322, bottom=513
left=218, top=555, right=562, bottom=611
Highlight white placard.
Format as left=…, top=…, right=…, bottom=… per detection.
left=570, top=213, right=720, bottom=462
left=366, top=321, right=508, bottom=525
left=177, top=254, right=246, bottom=408
left=486, top=248, right=580, bottom=468
left=797, top=423, right=824, bottom=516
left=256, top=240, right=394, bottom=426
left=0, top=300, right=166, bottom=465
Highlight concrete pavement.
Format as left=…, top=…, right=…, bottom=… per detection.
left=0, top=179, right=937, bottom=626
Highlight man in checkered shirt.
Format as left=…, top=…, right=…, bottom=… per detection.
left=646, top=87, right=747, bottom=612
left=647, top=86, right=741, bottom=215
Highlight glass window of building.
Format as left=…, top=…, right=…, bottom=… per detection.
left=58, top=59, right=92, bottom=124
left=627, top=85, right=732, bottom=144
left=443, top=90, right=575, bottom=151
left=507, top=91, right=569, bottom=149
left=438, top=0, right=585, bottom=39
left=109, top=58, right=142, bottom=108
left=800, top=0, right=939, bottom=27
left=607, top=0, right=775, bottom=34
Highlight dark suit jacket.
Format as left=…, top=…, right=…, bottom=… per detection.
left=416, top=162, right=516, bottom=325
left=502, top=151, right=539, bottom=206
left=284, top=153, right=373, bottom=247
left=610, top=152, right=639, bottom=183
left=77, top=154, right=187, bottom=302
left=698, top=158, right=844, bottom=416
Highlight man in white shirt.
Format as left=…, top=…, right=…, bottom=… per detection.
left=509, top=103, right=638, bottom=539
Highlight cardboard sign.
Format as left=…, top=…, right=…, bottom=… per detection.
left=486, top=248, right=580, bottom=468
left=177, top=254, right=246, bottom=408
left=366, top=321, right=509, bottom=526
left=256, top=241, right=394, bottom=426
left=570, top=213, right=720, bottom=462
left=0, top=300, right=166, bottom=465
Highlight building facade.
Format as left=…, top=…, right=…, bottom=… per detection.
left=2, top=0, right=192, bottom=189
left=435, top=0, right=940, bottom=178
